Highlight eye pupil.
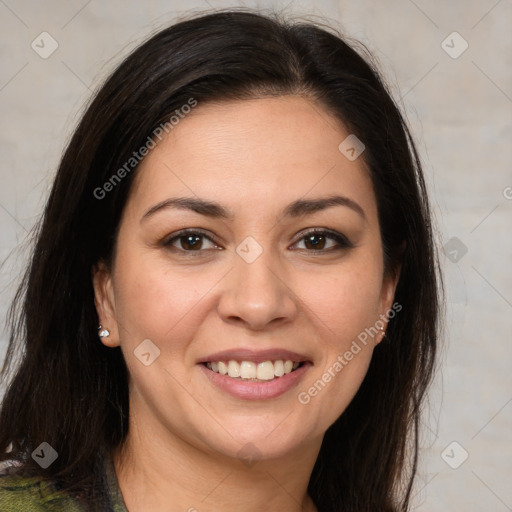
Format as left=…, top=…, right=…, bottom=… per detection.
left=305, top=234, right=326, bottom=250
left=182, top=235, right=202, bottom=250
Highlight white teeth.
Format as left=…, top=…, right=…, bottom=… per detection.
left=205, top=359, right=302, bottom=380
left=257, top=361, right=275, bottom=380
left=240, top=361, right=257, bottom=379
left=274, top=360, right=285, bottom=377
left=227, top=360, right=241, bottom=378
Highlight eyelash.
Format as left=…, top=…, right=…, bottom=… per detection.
left=162, top=228, right=354, bottom=255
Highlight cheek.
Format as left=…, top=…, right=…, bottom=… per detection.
left=111, top=252, right=216, bottom=407
left=304, top=347, right=373, bottom=433
left=303, top=258, right=384, bottom=342
left=112, top=249, right=210, bottom=352
left=294, top=257, right=382, bottom=424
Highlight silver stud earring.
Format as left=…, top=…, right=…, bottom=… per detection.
left=379, top=327, right=386, bottom=338
left=98, top=325, right=110, bottom=338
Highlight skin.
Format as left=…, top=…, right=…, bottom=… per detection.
left=93, top=95, right=400, bottom=512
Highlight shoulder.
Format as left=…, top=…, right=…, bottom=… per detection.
left=0, top=460, right=84, bottom=512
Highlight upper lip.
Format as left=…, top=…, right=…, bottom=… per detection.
left=198, top=348, right=311, bottom=364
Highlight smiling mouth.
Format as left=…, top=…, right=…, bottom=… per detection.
left=203, top=359, right=304, bottom=382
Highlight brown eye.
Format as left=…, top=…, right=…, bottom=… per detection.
left=164, top=230, right=220, bottom=252
left=176, top=234, right=204, bottom=250
left=303, top=233, right=330, bottom=250
left=293, top=230, right=353, bottom=252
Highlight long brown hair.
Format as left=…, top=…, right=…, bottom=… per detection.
left=0, top=10, right=442, bottom=511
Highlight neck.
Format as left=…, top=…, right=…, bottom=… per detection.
left=112, top=402, right=320, bottom=512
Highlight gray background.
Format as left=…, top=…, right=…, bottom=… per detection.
left=1, top=0, right=511, bottom=509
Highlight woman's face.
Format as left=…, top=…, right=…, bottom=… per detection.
left=94, top=96, right=398, bottom=463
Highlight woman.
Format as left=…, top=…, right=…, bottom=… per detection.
left=0, top=10, right=442, bottom=512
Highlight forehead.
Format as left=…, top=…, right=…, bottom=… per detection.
left=127, top=96, right=377, bottom=222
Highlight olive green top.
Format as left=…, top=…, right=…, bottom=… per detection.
left=0, top=453, right=129, bottom=511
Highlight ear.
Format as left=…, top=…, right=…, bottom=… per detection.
left=92, top=260, right=120, bottom=348
left=376, top=262, right=402, bottom=345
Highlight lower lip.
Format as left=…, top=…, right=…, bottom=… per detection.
left=198, top=362, right=312, bottom=400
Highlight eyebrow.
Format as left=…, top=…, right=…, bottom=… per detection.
left=141, top=194, right=366, bottom=223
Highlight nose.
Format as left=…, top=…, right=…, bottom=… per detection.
left=216, top=248, right=298, bottom=331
